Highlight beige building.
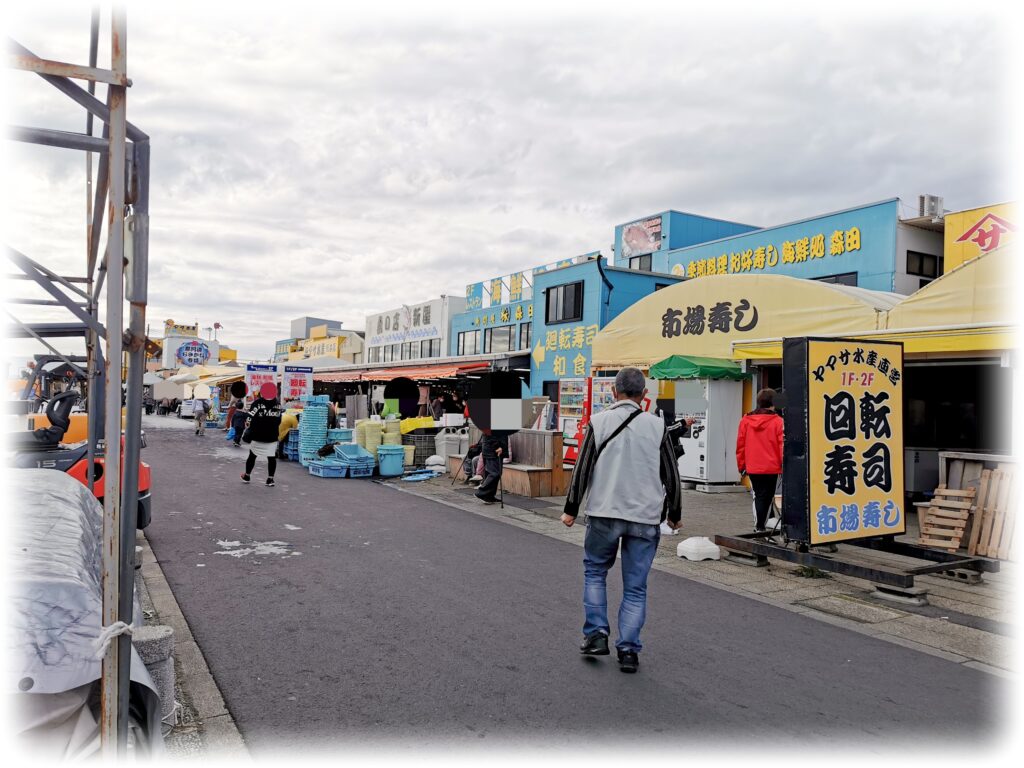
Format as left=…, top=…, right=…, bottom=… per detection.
left=287, top=324, right=364, bottom=363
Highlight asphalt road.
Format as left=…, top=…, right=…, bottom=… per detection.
left=143, top=415, right=1003, bottom=753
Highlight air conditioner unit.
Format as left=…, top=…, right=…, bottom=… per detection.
left=918, top=194, right=944, bottom=219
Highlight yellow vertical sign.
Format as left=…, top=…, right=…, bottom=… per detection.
left=807, top=339, right=904, bottom=545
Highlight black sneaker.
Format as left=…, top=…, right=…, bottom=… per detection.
left=617, top=649, right=639, bottom=673
left=579, top=632, right=609, bottom=656
left=240, top=473, right=251, bottom=484
left=265, top=478, right=275, bottom=488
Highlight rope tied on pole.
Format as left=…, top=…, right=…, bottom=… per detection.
left=92, top=621, right=133, bottom=661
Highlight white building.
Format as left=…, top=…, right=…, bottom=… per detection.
left=364, top=295, right=467, bottom=365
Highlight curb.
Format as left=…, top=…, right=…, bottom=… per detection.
left=138, top=532, right=250, bottom=758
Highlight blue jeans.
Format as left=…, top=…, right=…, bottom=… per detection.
left=582, top=515, right=661, bottom=653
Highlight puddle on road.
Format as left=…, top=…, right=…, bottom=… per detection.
left=214, top=539, right=300, bottom=559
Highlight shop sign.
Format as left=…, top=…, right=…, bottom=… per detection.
left=954, top=213, right=1015, bottom=254
left=673, top=227, right=862, bottom=279
left=660, top=299, right=758, bottom=338
left=245, top=364, right=278, bottom=404
left=782, top=338, right=905, bottom=545
left=283, top=366, right=313, bottom=401
left=533, top=323, right=600, bottom=378
left=466, top=271, right=534, bottom=310
left=620, top=216, right=663, bottom=259
left=466, top=282, right=485, bottom=310
left=470, top=302, right=532, bottom=328
left=175, top=340, right=211, bottom=367
left=164, top=319, right=198, bottom=338
left=368, top=303, right=439, bottom=347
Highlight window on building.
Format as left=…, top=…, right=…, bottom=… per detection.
left=519, top=322, right=532, bottom=351
left=383, top=345, right=393, bottom=363
left=813, top=272, right=858, bottom=287
left=458, top=330, right=479, bottom=356
left=629, top=254, right=652, bottom=272
left=546, top=281, right=584, bottom=324
left=368, top=347, right=380, bottom=364
left=484, top=325, right=513, bottom=354
left=402, top=342, right=415, bottom=360
left=907, top=250, right=942, bottom=288
left=430, top=338, right=441, bottom=357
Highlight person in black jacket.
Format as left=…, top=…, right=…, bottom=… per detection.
left=241, top=384, right=283, bottom=487
left=475, top=430, right=509, bottom=504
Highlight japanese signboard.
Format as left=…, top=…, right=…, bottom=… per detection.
left=164, top=319, right=199, bottom=337
left=466, top=271, right=534, bottom=310
left=660, top=298, right=758, bottom=338
left=245, top=364, right=278, bottom=405
left=175, top=340, right=211, bottom=367
left=620, top=216, right=663, bottom=259
left=943, top=203, right=1017, bottom=273
left=282, top=366, right=313, bottom=401
left=673, top=227, right=861, bottom=280
left=782, top=337, right=905, bottom=545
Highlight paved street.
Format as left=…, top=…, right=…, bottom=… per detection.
left=143, top=415, right=1005, bottom=753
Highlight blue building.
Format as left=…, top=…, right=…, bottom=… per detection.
left=449, top=255, right=681, bottom=398
left=619, top=199, right=943, bottom=294
left=613, top=210, right=759, bottom=272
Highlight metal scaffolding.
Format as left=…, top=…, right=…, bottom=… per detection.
left=7, top=6, right=151, bottom=755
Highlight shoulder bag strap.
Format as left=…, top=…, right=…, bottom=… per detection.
left=595, top=407, right=644, bottom=461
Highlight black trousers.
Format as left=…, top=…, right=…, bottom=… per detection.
left=245, top=451, right=277, bottom=478
left=475, top=453, right=503, bottom=500
left=748, top=473, right=778, bottom=530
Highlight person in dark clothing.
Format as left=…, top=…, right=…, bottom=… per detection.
left=230, top=400, right=249, bottom=448
left=736, top=388, right=784, bottom=532
left=475, top=430, right=509, bottom=503
left=241, top=384, right=283, bottom=487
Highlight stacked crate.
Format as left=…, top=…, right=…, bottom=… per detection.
left=283, top=428, right=300, bottom=462
left=298, top=395, right=330, bottom=466
left=333, top=443, right=376, bottom=478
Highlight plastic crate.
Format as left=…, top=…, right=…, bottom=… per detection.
left=347, top=464, right=374, bottom=478
left=402, top=433, right=436, bottom=466
left=327, top=428, right=353, bottom=442
left=334, top=443, right=375, bottom=462
left=308, top=462, right=348, bottom=478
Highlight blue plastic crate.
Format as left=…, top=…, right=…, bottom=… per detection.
left=334, top=443, right=375, bottom=462
left=308, top=462, right=348, bottom=478
left=347, top=464, right=374, bottom=478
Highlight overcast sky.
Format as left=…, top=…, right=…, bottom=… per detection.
left=5, top=1, right=1017, bottom=363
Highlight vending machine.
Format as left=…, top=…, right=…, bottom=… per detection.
left=674, top=378, right=743, bottom=484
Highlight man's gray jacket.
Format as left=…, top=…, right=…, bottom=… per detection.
left=563, top=400, right=682, bottom=525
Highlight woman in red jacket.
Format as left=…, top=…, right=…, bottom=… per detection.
left=736, top=388, right=784, bottom=532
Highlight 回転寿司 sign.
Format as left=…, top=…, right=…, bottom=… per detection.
left=782, top=337, right=904, bottom=545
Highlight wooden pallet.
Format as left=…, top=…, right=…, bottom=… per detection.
left=918, top=485, right=975, bottom=553
left=969, top=468, right=1019, bottom=559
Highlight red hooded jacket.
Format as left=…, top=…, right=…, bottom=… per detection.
left=736, top=409, right=784, bottom=475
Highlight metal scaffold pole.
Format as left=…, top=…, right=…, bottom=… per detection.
left=6, top=3, right=150, bottom=755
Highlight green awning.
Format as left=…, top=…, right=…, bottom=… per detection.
left=649, top=354, right=749, bottom=381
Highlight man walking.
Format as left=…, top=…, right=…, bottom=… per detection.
left=193, top=395, right=210, bottom=436
left=561, top=367, right=682, bottom=673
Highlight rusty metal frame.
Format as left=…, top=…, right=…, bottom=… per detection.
left=6, top=7, right=150, bottom=755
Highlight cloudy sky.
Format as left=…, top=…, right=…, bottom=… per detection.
left=5, top=1, right=1016, bottom=363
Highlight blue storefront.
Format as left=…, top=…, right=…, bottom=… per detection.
left=657, top=199, right=912, bottom=292
left=449, top=256, right=682, bottom=398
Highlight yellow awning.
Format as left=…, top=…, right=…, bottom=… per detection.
left=592, top=274, right=899, bottom=369
left=732, top=324, right=1014, bottom=360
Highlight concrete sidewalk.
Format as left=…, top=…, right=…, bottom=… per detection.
left=387, top=475, right=1016, bottom=676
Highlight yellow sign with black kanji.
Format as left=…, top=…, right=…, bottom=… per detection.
left=805, top=339, right=905, bottom=545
